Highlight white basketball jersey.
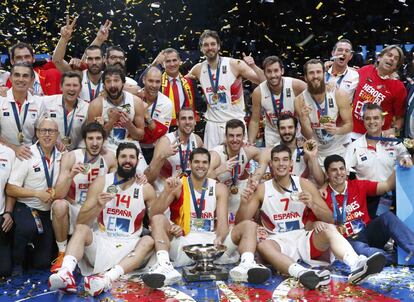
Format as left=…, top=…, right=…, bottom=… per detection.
left=189, top=178, right=217, bottom=232
left=260, top=176, right=307, bottom=234
left=199, top=57, right=245, bottom=122
left=291, top=147, right=307, bottom=177
left=99, top=173, right=146, bottom=238
left=302, top=90, right=347, bottom=155
left=212, top=145, right=249, bottom=186
left=68, top=149, right=108, bottom=206
left=79, top=70, right=102, bottom=102
left=260, top=77, right=296, bottom=146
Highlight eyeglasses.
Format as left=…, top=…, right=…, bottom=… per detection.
left=38, top=128, right=58, bottom=135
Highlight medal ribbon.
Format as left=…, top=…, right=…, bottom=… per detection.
left=188, top=177, right=208, bottom=219
left=325, top=69, right=347, bottom=87
left=176, top=131, right=191, bottom=172
left=113, top=173, right=131, bottom=186
left=207, top=57, right=222, bottom=96
left=11, top=102, right=29, bottom=134
left=62, top=97, right=77, bottom=138
left=269, top=84, right=284, bottom=117
left=150, top=98, right=158, bottom=119
left=295, top=142, right=304, bottom=163
left=276, top=176, right=298, bottom=193
left=365, top=134, right=403, bottom=143
left=311, top=94, right=328, bottom=117
left=330, top=190, right=348, bottom=225
left=87, top=77, right=101, bottom=101
left=37, top=144, right=56, bottom=189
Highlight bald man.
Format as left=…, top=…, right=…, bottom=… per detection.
left=140, top=67, right=173, bottom=163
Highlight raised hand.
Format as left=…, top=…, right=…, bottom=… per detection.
left=60, top=15, right=78, bottom=40
left=242, top=52, right=255, bottom=67
left=96, top=19, right=112, bottom=43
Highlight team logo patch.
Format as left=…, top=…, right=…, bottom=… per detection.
left=3, top=112, right=9, bottom=116
left=133, top=188, right=139, bottom=199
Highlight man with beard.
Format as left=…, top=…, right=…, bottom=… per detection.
left=141, top=48, right=198, bottom=129
left=142, top=148, right=270, bottom=288
left=325, top=39, right=359, bottom=103
left=351, top=45, right=406, bottom=139
left=53, top=17, right=104, bottom=102
left=0, top=62, right=47, bottom=160
left=248, top=56, right=306, bottom=146
left=208, top=119, right=261, bottom=225
left=145, top=107, right=203, bottom=193
left=188, top=30, right=265, bottom=149
left=42, top=71, right=89, bottom=151
left=49, top=143, right=156, bottom=296
left=87, top=66, right=145, bottom=157
left=49, top=122, right=117, bottom=273
left=6, top=118, right=63, bottom=271
left=251, top=114, right=325, bottom=187
left=140, top=67, right=173, bottom=163
left=295, top=59, right=353, bottom=167
left=236, top=144, right=386, bottom=289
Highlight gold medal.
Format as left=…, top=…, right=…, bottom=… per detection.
left=403, top=138, right=414, bottom=149
left=263, top=172, right=272, bottom=181
left=47, top=188, right=56, bottom=199
left=305, top=141, right=314, bottom=151
left=212, top=93, right=219, bottom=102
left=230, top=184, right=239, bottom=194
left=62, top=136, right=72, bottom=146
left=337, top=224, right=347, bottom=235
left=83, top=163, right=91, bottom=175
left=122, top=104, right=131, bottom=114
left=319, top=116, right=332, bottom=124
left=18, top=132, right=24, bottom=144
left=106, top=184, right=118, bottom=194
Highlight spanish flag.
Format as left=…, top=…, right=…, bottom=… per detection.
left=169, top=176, right=191, bottom=235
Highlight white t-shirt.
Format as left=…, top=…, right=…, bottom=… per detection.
left=0, top=145, right=15, bottom=214
left=8, top=143, right=62, bottom=211
left=325, top=67, right=359, bottom=103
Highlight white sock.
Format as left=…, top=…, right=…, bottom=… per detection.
left=343, top=251, right=360, bottom=270
left=240, top=252, right=255, bottom=264
left=156, top=250, right=171, bottom=264
left=222, top=233, right=238, bottom=256
left=56, top=240, right=67, bottom=253
left=60, top=255, right=77, bottom=273
left=288, top=263, right=307, bottom=278
left=105, top=265, right=124, bottom=282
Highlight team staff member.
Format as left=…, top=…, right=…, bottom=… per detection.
left=248, top=56, right=306, bottom=146
left=0, top=62, right=47, bottom=160
left=6, top=118, right=62, bottom=271
left=43, top=71, right=89, bottom=151
left=50, top=123, right=116, bottom=273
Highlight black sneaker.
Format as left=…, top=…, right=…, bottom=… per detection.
left=299, top=269, right=331, bottom=290
left=348, top=252, right=387, bottom=284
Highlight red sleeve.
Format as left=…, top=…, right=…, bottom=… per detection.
left=392, top=81, right=407, bottom=117
left=141, top=120, right=168, bottom=144
left=358, top=179, right=378, bottom=197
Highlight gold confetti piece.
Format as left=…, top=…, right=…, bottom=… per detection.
left=264, top=35, right=273, bottom=43
left=316, top=2, right=323, bottom=9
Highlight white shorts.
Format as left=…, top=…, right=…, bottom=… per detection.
left=78, top=232, right=141, bottom=276
left=204, top=120, right=247, bottom=150
left=266, top=229, right=330, bottom=267
left=50, top=200, right=81, bottom=235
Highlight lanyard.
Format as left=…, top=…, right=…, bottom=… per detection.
left=330, top=190, right=348, bottom=225
left=37, top=144, right=56, bottom=189
left=188, top=177, right=208, bottom=219
left=276, top=176, right=298, bottom=193
left=207, top=57, right=222, bottom=95
left=176, top=131, right=191, bottom=172
left=11, top=102, right=29, bottom=133
left=325, top=69, right=347, bottom=87
left=311, top=94, right=328, bottom=117
left=113, top=173, right=131, bottom=186
left=269, top=84, right=284, bottom=117
left=62, top=97, right=77, bottom=137
left=365, top=134, right=402, bottom=143
left=87, top=77, right=101, bottom=101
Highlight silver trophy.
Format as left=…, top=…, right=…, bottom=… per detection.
left=182, top=243, right=229, bottom=282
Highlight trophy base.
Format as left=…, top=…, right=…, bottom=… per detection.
left=182, top=266, right=229, bottom=282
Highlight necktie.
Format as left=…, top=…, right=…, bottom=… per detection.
left=172, top=78, right=180, bottom=117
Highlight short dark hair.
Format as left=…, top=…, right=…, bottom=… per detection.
left=85, top=45, right=103, bottom=57
left=82, top=122, right=106, bottom=140
left=10, top=42, right=34, bottom=61
left=177, top=107, right=194, bottom=119
left=270, top=144, right=292, bottom=160
left=303, top=58, right=325, bottom=75
left=333, top=39, right=353, bottom=51
left=60, top=71, right=82, bottom=86
left=163, top=48, right=181, bottom=59
left=276, top=113, right=298, bottom=130
left=105, top=46, right=125, bottom=58
left=363, top=103, right=383, bottom=117
left=116, top=142, right=140, bottom=159
left=10, top=62, right=35, bottom=78
left=199, top=30, right=221, bottom=48
left=103, top=65, right=126, bottom=83
left=189, top=147, right=211, bottom=163
left=324, top=154, right=346, bottom=172
left=262, top=56, right=284, bottom=70
left=225, top=119, right=245, bottom=135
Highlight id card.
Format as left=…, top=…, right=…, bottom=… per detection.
left=348, top=218, right=366, bottom=237
left=191, top=218, right=214, bottom=232
left=30, top=209, right=44, bottom=234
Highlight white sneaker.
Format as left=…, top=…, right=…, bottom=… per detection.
left=142, top=262, right=182, bottom=289
left=230, top=261, right=271, bottom=284
left=84, top=275, right=111, bottom=296
left=348, top=252, right=387, bottom=284
left=298, top=269, right=331, bottom=290
left=48, top=269, right=77, bottom=293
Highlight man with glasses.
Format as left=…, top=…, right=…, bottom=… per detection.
left=6, top=118, right=62, bottom=272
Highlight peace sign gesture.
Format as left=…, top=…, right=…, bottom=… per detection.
left=60, top=15, right=78, bottom=40
left=96, top=19, right=112, bottom=43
